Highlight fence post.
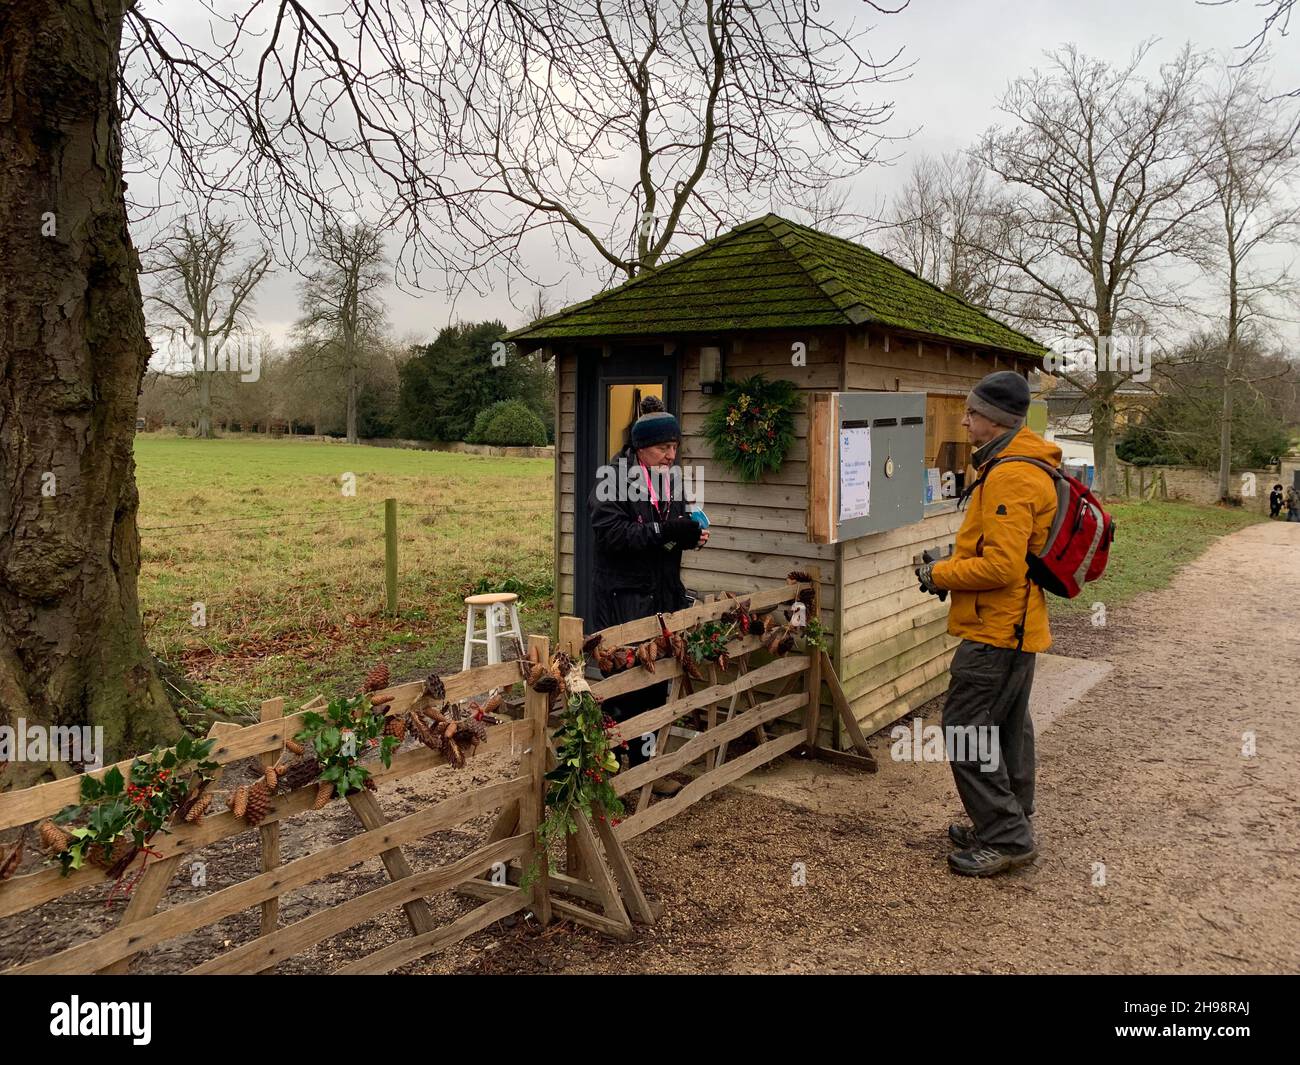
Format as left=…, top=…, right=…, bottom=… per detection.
left=522, top=634, right=553, bottom=925
left=557, top=616, right=585, bottom=878
left=803, top=565, right=822, bottom=748
left=384, top=497, right=398, bottom=615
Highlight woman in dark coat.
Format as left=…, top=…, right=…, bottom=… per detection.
left=586, top=396, right=708, bottom=780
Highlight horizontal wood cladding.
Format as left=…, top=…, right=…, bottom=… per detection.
left=846, top=648, right=955, bottom=729
left=857, top=670, right=952, bottom=741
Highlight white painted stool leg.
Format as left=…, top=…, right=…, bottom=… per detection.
left=486, top=603, right=501, bottom=665
left=463, top=604, right=476, bottom=671
left=508, top=604, right=523, bottom=653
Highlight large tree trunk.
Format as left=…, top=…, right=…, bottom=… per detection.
left=0, top=0, right=179, bottom=786
left=1090, top=369, right=1119, bottom=499
left=346, top=360, right=358, bottom=445
left=197, top=361, right=214, bottom=439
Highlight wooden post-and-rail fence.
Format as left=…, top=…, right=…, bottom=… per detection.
left=0, top=576, right=871, bottom=972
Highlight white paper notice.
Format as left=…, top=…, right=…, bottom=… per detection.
left=839, top=426, right=871, bottom=522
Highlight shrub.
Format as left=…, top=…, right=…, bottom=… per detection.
left=476, top=400, right=547, bottom=447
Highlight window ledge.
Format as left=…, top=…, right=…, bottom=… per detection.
left=924, top=500, right=960, bottom=517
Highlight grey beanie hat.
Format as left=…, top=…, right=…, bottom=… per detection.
left=967, top=370, right=1030, bottom=428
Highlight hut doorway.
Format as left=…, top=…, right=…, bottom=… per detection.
left=573, top=345, right=678, bottom=626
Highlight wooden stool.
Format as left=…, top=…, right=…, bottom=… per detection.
left=463, top=592, right=523, bottom=669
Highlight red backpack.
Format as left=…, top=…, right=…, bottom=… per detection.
left=969, top=457, right=1116, bottom=598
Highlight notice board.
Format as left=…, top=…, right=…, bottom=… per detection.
left=808, top=391, right=927, bottom=543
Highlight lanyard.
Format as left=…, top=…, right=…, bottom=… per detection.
left=639, top=462, right=671, bottom=519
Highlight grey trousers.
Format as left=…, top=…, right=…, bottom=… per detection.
left=941, top=639, right=1037, bottom=852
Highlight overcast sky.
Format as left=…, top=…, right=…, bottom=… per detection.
left=145, top=0, right=1300, bottom=353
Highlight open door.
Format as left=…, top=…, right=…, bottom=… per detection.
left=573, top=345, right=678, bottom=627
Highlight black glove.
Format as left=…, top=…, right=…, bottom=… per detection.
left=662, top=518, right=702, bottom=549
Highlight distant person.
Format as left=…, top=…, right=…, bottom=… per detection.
left=915, top=371, right=1061, bottom=878
left=1270, top=484, right=1284, bottom=519
left=1287, top=485, right=1300, bottom=523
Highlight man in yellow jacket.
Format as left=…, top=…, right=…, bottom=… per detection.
left=916, top=371, right=1062, bottom=877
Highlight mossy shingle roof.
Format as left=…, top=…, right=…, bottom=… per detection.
left=508, top=214, right=1044, bottom=358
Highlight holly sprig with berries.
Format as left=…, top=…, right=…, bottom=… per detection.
left=48, top=734, right=218, bottom=877
left=702, top=374, right=801, bottom=482
left=528, top=674, right=626, bottom=881
left=684, top=618, right=737, bottom=666
left=295, top=694, right=399, bottom=800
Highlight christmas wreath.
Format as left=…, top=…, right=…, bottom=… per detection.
left=702, top=374, right=801, bottom=482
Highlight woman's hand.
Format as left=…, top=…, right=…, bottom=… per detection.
left=698, top=530, right=710, bottom=548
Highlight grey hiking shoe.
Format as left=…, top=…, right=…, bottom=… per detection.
left=948, top=817, right=1033, bottom=849
left=947, top=845, right=1038, bottom=877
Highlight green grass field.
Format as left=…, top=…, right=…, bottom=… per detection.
left=135, top=434, right=552, bottom=719
left=1049, top=498, right=1266, bottom=615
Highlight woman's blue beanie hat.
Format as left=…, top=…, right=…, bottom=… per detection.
left=630, top=396, right=680, bottom=448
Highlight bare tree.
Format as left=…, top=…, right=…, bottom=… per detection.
left=974, top=42, right=1216, bottom=497
left=1202, top=0, right=1299, bottom=109
left=295, top=222, right=389, bottom=446
left=1200, top=68, right=1300, bottom=499
left=884, top=152, right=1014, bottom=309
left=427, top=0, right=909, bottom=284
left=0, top=0, right=907, bottom=769
left=146, top=216, right=271, bottom=438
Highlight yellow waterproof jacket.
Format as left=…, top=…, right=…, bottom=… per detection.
left=930, top=427, right=1062, bottom=653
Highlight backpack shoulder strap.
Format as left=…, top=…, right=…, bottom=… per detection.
left=958, top=455, right=1060, bottom=509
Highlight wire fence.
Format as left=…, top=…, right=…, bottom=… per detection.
left=137, top=498, right=553, bottom=537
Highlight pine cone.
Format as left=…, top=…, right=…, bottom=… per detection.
left=90, top=838, right=135, bottom=870
left=39, top=821, right=72, bottom=855
left=231, top=785, right=249, bottom=820
left=383, top=716, right=407, bottom=742
left=423, top=672, right=445, bottom=701
left=363, top=775, right=378, bottom=792
left=0, top=827, right=27, bottom=881
left=636, top=640, right=658, bottom=673
left=185, top=793, right=213, bottom=823
left=364, top=662, right=390, bottom=692
left=243, top=780, right=272, bottom=826
left=282, top=755, right=322, bottom=791
left=284, top=737, right=305, bottom=756
left=481, top=692, right=504, bottom=715
left=313, top=781, right=335, bottom=810
left=264, top=766, right=278, bottom=790
left=462, top=717, right=488, bottom=745
left=406, top=711, right=443, bottom=753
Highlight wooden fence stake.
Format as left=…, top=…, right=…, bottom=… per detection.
left=803, top=566, right=823, bottom=747
left=520, top=634, right=552, bottom=925
left=258, top=698, right=285, bottom=938
left=384, top=497, right=398, bottom=615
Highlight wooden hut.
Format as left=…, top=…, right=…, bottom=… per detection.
left=508, top=214, right=1045, bottom=741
